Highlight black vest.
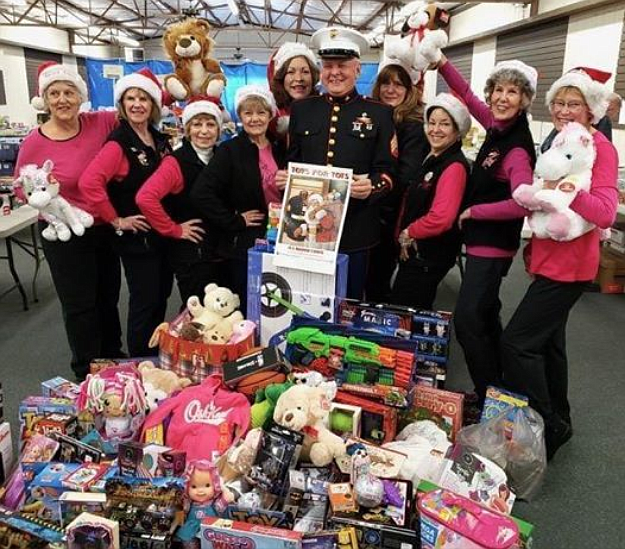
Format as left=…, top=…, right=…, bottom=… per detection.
left=163, top=139, right=217, bottom=262
left=400, top=141, right=469, bottom=266
left=463, top=112, right=536, bottom=251
left=106, top=119, right=171, bottom=217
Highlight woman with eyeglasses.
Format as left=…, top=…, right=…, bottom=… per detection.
left=501, top=70, right=618, bottom=461
left=424, top=47, right=538, bottom=407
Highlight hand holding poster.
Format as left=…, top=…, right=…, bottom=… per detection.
left=274, top=162, right=352, bottom=274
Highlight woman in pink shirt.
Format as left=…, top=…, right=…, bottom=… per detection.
left=136, top=97, right=225, bottom=304
left=425, top=46, right=538, bottom=406
left=15, top=62, right=122, bottom=381
left=391, top=93, right=470, bottom=310
left=501, top=70, right=618, bottom=461
left=79, top=69, right=172, bottom=357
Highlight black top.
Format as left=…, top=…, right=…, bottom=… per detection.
left=191, top=132, right=286, bottom=260
left=463, top=112, right=536, bottom=252
left=106, top=119, right=171, bottom=218
left=400, top=141, right=469, bottom=266
left=288, top=91, right=396, bottom=251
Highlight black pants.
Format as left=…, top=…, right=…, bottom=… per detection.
left=454, top=255, right=513, bottom=403
left=113, top=233, right=173, bottom=357
left=41, top=222, right=123, bottom=379
left=346, top=249, right=370, bottom=301
left=501, top=276, right=585, bottom=427
left=366, top=221, right=398, bottom=304
left=390, top=255, right=453, bottom=311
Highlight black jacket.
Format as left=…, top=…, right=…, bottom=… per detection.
left=191, top=132, right=286, bottom=260
left=288, top=91, right=396, bottom=251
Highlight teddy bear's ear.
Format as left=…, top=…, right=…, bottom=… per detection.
left=196, top=18, right=212, bottom=34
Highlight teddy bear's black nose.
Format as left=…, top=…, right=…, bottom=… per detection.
left=284, top=412, right=294, bottom=423
left=179, top=37, right=192, bottom=48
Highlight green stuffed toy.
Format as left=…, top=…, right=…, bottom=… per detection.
left=251, top=380, right=294, bottom=430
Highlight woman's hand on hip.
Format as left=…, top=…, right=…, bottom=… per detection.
left=179, top=219, right=205, bottom=243
left=458, top=207, right=472, bottom=229
left=241, top=210, right=265, bottom=227
left=113, top=215, right=151, bottom=233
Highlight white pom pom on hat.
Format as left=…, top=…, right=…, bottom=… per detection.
left=31, top=61, right=89, bottom=111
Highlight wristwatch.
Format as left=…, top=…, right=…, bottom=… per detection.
left=112, top=218, right=124, bottom=236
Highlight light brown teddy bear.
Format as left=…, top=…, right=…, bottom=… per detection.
left=162, top=17, right=226, bottom=102
left=138, top=361, right=193, bottom=413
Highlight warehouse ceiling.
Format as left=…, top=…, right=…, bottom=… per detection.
left=0, top=0, right=477, bottom=47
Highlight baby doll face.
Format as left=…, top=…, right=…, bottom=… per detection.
left=103, top=393, right=124, bottom=418
left=188, top=469, right=215, bottom=503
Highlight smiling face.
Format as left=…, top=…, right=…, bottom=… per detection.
left=550, top=87, right=592, bottom=131
left=379, top=73, right=408, bottom=108
left=45, top=81, right=82, bottom=122
left=321, top=58, right=360, bottom=97
left=188, top=469, right=215, bottom=504
left=187, top=114, right=220, bottom=150
left=238, top=98, right=271, bottom=139
left=283, top=56, right=315, bottom=101
left=426, top=107, right=459, bottom=155
left=121, top=87, right=154, bottom=126
left=489, top=80, right=523, bottom=122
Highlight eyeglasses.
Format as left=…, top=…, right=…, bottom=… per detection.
left=550, top=100, right=586, bottom=112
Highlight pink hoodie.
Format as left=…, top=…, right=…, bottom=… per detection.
left=141, top=375, right=250, bottom=463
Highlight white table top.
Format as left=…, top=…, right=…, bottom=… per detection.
left=0, top=205, right=38, bottom=238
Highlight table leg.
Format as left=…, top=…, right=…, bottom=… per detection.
left=30, top=224, right=40, bottom=303
left=5, top=237, right=28, bottom=311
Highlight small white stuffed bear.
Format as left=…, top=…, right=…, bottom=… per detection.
left=513, top=122, right=596, bottom=241
left=14, top=160, right=93, bottom=241
left=187, top=283, right=244, bottom=339
left=273, top=382, right=346, bottom=467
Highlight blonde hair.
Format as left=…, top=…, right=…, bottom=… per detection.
left=183, top=113, right=220, bottom=139
left=236, top=96, right=271, bottom=117
left=118, top=87, right=161, bottom=126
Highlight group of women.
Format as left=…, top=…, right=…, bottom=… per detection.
left=16, top=37, right=618, bottom=463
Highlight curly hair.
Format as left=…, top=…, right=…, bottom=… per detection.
left=371, top=65, right=424, bottom=124
left=484, top=69, right=534, bottom=111
left=270, top=55, right=320, bottom=110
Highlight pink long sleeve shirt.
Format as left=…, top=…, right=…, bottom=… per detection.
left=78, top=141, right=131, bottom=223
left=528, top=131, right=618, bottom=282
left=15, top=111, right=118, bottom=223
left=439, top=61, right=534, bottom=258
left=406, top=162, right=467, bottom=239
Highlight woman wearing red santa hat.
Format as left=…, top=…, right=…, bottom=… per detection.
left=15, top=61, right=123, bottom=381
left=136, top=96, right=226, bottom=303
left=79, top=68, right=173, bottom=358
left=501, top=68, right=618, bottom=461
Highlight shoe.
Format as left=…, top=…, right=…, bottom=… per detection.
left=545, top=420, right=573, bottom=462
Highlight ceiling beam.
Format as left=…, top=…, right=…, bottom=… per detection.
left=357, top=1, right=400, bottom=31
left=265, top=0, right=273, bottom=26
left=295, top=0, right=308, bottom=34
left=16, top=0, right=42, bottom=25
left=327, top=0, right=349, bottom=26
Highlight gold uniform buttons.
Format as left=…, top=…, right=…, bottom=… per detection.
left=327, top=151, right=334, bottom=158
left=330, top=127, right=337, bottom=133
left=329, top=139, right=336, bottom=145
left=331, top=116, right=338, bottom=122
left=304, top=130, right=309, bottom=135
left=333, top=105, right=340, bottom=112
left=360, top=133, right=365, bottom=138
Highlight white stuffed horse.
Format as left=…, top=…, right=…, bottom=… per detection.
left=14, top=160, right=93, bottom=241
left=513, top=122, right=596, bottom=241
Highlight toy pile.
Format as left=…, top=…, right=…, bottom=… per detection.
left=0, top=286, right=543, bottom=549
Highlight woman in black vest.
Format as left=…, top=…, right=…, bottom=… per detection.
left=423, top=46, right=538, bottom=406
left=79, top=68, right=172, bottom=357
left=137, top=96, right=225, bottom=304
left=391, top=93, right=471, bottom=310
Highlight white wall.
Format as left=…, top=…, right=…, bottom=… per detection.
left=0, top=44, right=36, bottom=126
left=538, top=0, right=580, bottom=14
left=72, top=44, right=118, bottom=60
left=0, top=26, right=70, bottom=53
left=448, top=3, right=529, bottom=43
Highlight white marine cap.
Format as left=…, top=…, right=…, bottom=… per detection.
left=311, top=27, right=370, bottom=59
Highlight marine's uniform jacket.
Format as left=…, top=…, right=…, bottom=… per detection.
left=288, top=91, right=396, bottom=251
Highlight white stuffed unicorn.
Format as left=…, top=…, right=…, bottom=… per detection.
left=14, top=159, right=93, bottom=241
left=513, top=122, right=596, bottom=241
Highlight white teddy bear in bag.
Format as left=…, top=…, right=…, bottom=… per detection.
left=14, top=160, right=94, bottom=241
left=513, top=122, right=596, bottom=241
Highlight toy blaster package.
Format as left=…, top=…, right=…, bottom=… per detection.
left=52, top=432, right=104, bottom=464
left=249, top=424, right=303, bottom=496
left=0, top=505, right=66, bottom=548
left=337, top=300, right=413, bottom=338
left=200, top=517, right=303, bottom=549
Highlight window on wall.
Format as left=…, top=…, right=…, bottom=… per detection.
left=495, top=18, right=568, bottom=122
left=613, top=11, right=625, bottom=129
left=437, top=43, right=473, bottom=95
left=24, top=48, right=63, bottom=102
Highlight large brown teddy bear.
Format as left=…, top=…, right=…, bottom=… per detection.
left=162, top=18, right=226, bottom=102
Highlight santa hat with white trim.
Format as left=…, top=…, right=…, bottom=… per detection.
left=267, top=42, right=318, bottom=82
left=182, top=95, right=224, bottom=130
left=114, top=68, right=164, bottom=115
left=235, top=84, right=278, bottom=116
left=31, top=61, right=89, bottom=111
left=546, top=68, right=611, bottom=124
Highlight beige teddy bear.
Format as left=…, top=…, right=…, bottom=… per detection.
left=186, top=283, right=244, bottom=340
left=138, top=361, right=193, bottom=413
left=273, top=382, right=346, bottom=466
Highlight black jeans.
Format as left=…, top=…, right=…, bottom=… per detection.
left=501, top=275, right=585, bottom=427
left=453, top=255, right=513, bottom=403
left=390, top=254, right=453, bottom=310
left=41, top=222, right=122, bottom=378
left=112, top=232, right=173, bottom=357
left=366, top=220, right=398, bottom=303
left=346, top=249, right=370, bottom=301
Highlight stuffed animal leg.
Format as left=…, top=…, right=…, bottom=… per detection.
left=417, top=30, right=449, bottom=70
left=40, top=211, right=71, bottom=241
left=55, top=196, right=94, bottom=237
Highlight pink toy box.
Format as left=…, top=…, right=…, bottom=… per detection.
left=418, top=489, right=519, bottom=549
left=201, top=517, right=303, bottom=549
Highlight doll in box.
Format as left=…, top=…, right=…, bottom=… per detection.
left=176, top=460, right=234, bottom=548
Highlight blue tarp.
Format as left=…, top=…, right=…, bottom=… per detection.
left=85, top=59, right=380, bottom=120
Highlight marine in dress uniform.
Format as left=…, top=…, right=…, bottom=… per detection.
left=288, top=27, right=396, bottom=300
